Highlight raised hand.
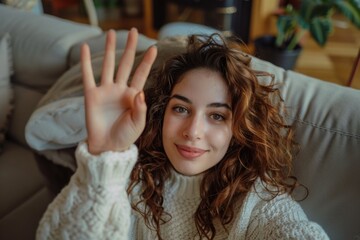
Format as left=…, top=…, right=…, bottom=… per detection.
left=81, top=28, right=157, bottom=155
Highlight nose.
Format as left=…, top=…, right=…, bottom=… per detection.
left=183, top=114, right=204, bottom=140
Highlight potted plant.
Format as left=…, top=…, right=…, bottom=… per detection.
left=254, top=0, right=360, bottom=70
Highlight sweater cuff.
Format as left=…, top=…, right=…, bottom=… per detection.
left=74, top=141, right=138, bottom=187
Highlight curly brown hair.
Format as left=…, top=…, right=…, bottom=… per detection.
left=128, top=34, right=298, bottom=239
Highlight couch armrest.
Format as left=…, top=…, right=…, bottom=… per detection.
left=0, top=4, right=102, bottom=89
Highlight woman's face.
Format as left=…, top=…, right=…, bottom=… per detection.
left=162, top=68, right=233, bottom=176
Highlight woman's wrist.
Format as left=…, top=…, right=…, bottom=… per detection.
left=86, top=140, right=131, bottom=155
left=76, top=142, right=138, bottom=186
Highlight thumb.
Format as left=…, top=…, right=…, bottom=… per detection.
left=132, top=91, right=147, bottom=131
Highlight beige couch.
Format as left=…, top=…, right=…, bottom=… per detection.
left=1, top=4, right=360, bottom=240
left=0, top=4, right=101, bottom=240
left=0, top=4, right=156, bottom=240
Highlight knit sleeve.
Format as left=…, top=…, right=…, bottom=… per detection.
left=246, top=194, right=330, bottom=240
left=36, top=141, right=138, bottom=240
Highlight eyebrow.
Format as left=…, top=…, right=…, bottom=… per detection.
left=170, top=94, right=232, bottom=110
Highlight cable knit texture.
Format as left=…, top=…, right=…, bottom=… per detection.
left=36, top=142, right=329, bottom=240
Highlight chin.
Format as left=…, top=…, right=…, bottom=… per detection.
left=172, top=165, right=204, bottom=176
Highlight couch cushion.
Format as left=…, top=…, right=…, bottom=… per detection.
left=158, top=22, right=222, bottom=40
left=69, top=30, right=157, bottom=67
left=0, top=187, right=53, bottom=240
left=0, top=141, right=47, bottom=218
left=0, top=4, right=102, bottom=89
left=284, top=71, right=360, bottom=240
left=8, top=84, right=44, bottom=147
left=250, top=57, right=360, bottom=240
left=0, top=141, right=54, bottom=239
left=0, top=33, right=14, bottom=152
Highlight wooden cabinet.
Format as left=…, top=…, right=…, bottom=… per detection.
left=143, top=0, right=280, bottom=41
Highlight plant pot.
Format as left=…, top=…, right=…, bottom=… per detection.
left=254, top=35, right=302, bottom=70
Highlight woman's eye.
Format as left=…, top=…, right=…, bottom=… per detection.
left=210, top=113, right=225, bottom=121
left=173, top=106, right=188, bottom=114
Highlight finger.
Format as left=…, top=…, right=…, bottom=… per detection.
left=130, top=45, right=157, bottom=90
left=81, top=43, right=96, bottom=91
left=115, top=28, right=138, bottom=85
left=101, top=29, right=117, bottom=85
left=132, top=91, right=147, bottom=132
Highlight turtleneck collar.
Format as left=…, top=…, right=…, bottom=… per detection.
left=164, top=168, right=204, bottom=199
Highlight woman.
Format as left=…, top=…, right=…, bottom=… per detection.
left=36, top=28, right=328, bottom=239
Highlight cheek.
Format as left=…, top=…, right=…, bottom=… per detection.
left=210, top=127, right=233, bottom=151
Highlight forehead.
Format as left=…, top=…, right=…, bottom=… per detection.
left=172, top=68, right=231, bottom=104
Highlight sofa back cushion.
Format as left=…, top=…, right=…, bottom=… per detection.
left=0, top=33, right=14, bottom=152
left=0, top=4, right=102, bottom=89
left=0, top=4, right=103, bottom=146
left=251, top=58, right=360, bottom=240
left=69, top=30, right=157, bottom=67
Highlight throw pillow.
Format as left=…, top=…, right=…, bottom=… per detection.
left=0, top=33, right=14, bottom=152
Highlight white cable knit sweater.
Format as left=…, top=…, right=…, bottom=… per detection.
left=36, top=142, right=329, bottom=240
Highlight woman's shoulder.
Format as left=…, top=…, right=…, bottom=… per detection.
left=237, top=179, right=329, bottom=239
left=249, top=178, right=302, bottom=213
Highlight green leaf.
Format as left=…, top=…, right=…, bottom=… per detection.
left=309, top=17, right=333, bottom=46
left=276, top=17, right=287, bottom=47
left=297, top=14, right=309, bottom=29
left=334, top=0, right=360, bottom=28
left=299, top=0, right=318, bottom=24
left=298, top=0, right=330, bottom=29
left=348, top=0, right=360, bottom=12
left=276, top=15, right=297, bottom=47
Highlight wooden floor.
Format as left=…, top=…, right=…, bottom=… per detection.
left=294, top=16, right=360, bottom=90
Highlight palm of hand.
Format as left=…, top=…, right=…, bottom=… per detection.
left=81, top=29, right=157, bottom=154
left=85, top=84, right=140, bottom=153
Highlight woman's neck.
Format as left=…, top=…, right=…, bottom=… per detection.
left=164, top=168, right=204, bottom=199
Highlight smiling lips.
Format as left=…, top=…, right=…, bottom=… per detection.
left=176, top=144, right=208, bottom=159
